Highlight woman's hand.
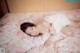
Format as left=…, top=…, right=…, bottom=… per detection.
left=49, top=24, right=55, bottom=35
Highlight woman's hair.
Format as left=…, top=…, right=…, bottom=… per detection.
left=20, top=22, right=36, bottom=33
left=20, top=22, right=42, bottom=37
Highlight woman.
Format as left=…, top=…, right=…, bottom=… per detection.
left=20, top=16, right=55, bottom=37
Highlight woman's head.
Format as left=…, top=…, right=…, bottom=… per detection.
left=20, top=22, right=42, bottom=37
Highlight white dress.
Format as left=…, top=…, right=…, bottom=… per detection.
left=45, top=13, right=70, bottom=34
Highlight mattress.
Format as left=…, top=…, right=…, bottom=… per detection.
left=0, top=9, right=80, bottom=53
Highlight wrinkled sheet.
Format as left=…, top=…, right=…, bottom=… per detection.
left=0, top=9, right=80, bottom=53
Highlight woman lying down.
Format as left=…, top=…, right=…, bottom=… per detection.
left=20, top=16, right=55, bottom=37
left=19, top=13, right=80, bottom=53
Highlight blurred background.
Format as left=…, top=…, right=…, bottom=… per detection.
left=0, top=0, right=80, bottom=18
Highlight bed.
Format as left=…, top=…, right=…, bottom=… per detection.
left=0, top=9, right=80, bottom=53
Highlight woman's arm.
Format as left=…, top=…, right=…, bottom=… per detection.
left=61, top=25, right=72, bottom=36
left=49, top=24, right=55, bottom=35
left=32, top=16, right=44, bottom=25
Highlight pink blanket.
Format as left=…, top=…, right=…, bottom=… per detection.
left=0, top=9, right=80, bottom=53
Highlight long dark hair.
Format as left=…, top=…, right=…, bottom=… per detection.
left=20, top=22, right=36, bottom=33
left=20, top=22, right=42, bottom=37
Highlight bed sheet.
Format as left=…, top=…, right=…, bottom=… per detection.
left=0, top=9, right=80, bottom=53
